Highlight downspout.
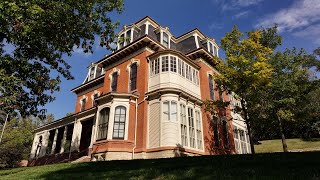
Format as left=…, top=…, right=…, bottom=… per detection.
left=132, top=98, right=138, bottom=160
left=132, top=95, right=148, bottom=160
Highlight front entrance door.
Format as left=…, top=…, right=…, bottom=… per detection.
left=79, top=119, right=93, bottom=155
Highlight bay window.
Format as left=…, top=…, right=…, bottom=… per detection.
left=195, top=110, right=202, bottom=149
left=112, top=106, right=126, bottom=139
left=188, top=107, right=196, bottom=148
left=170, top=56, right=177, bottom=72
left=163, top=101, right=177, bottom=121
left=161, top=56, right=169, bottom=72
left=180, top=104, right=188, bottom=146
left=97, top=108, right=110, bottom=140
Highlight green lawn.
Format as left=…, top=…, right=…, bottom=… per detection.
left=1, top=152, right=320, bottom=180
left=255, top=138, right=320, bottom=153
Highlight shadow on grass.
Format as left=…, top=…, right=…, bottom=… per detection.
left=37, top=152, right=320, bottom=180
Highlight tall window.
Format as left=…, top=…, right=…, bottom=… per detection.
left=234, top=127, right=240, bottom=153
left=93, top=93, right=99, bottom=106
left=170, top=56, right=177, bottom=72
left=222, top=119, right=229, bottom=148
left=188, top=107, right=196, bottom=148
left=213, top=116, right=220, bottom=147
left=240, top=130, right=247, bottom=153
left=208, top=75, right=215, bottom=100
left=111, top=72, right=118, bottom=92
left=195, top=111, right=203, bottom=149
left=163, top=101, right=177, bottom=121
left=113, top=106, right=126, bottom=139
left=81, top=98, right=86, bottom=111
left=161, top=56, right=169, bottom=72
left=163, top=32, right=169, bottom=48
left=130, top=63, right=137, bottom=91
left=97, top=108, right=110, bottom=140
left=180, top=104, right=188, bottom=146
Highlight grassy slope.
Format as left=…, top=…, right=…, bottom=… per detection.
left=255, top=138, right=320, bottom=153
left=1, top=152, right=320, bottom=180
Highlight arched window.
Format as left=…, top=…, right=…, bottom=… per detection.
left=222, top=119, right=229, bottom=149
left=111, top=72, right=118, bottom=92
left=113, top=106, right=126, bottom=139
left=208, top=74, right=215, bottom=100
left=97, top=108, right=110, bottom=140
left=130, top=63, right=137, bottom=91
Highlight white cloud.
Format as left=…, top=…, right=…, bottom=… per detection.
left=209, top=22, right=224, bottom=31
left=72, top=46, right=93, bottom=57
left=214, top=0, right=264, bottom=11
left=255, top=0, right=320, bottom=32
left=293, top=24, right=320, bottom=45
left=233, top=11, right=250, bottom=19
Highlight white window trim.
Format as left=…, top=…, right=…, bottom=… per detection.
left=79, top=95, right=88, bottom=111
left=117, top=28, right=134, bottom=50
left=160, top=29, right=171, bottom=48
left=91, top=90, right=101, bottom=106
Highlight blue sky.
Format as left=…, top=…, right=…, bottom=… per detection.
left=42, top=0, right=320, bottom=119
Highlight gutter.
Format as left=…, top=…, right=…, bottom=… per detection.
left=132, top=95, right=148, bottom=159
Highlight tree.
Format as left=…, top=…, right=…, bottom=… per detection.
left=0, top=116, right=36, bottom=167
left=209, top=26, right=277, bottom=154
left=253, top=48, right=320, bottom=145
left=0, top=0, right=124, bottom=118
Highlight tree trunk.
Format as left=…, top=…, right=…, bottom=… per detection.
left=240, top=99, right=255, bottom=154
left=276, top=114, right=288, bottom=152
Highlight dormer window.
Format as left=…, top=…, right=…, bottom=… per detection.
left=118, top=28, right=133, bottom=50
left=89, top=67, right=95, bottom=80
left=163, top=32, right=169, bottom=48
left=84, top=64, right=104, bottom=83
left=207, top=41, right=218, bottom=57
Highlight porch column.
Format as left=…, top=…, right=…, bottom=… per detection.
left=29, top=134, right=38, bottom=159
left=71, top=119, right=82, bottom=152
left=40, top=131, right=49, bottom=157
left=60, top=126, right=68, bottom=153
left=90, top=114, right=98, bottom=148
left=50, top=129, right=58, bottom=154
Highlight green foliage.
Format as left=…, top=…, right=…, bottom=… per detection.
left=0, top=117, right=36, bottom=168
left=0, top=0, right=124, bottom=117
left=251, top=48, right=320, bottom=140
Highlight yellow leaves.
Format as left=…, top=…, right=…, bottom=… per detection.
left=217, top=26, right=277, bottom=97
